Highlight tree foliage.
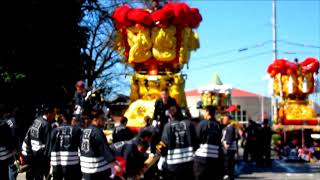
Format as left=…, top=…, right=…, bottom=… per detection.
left=80, top=0, right=146, bottom=96
left=80, top=0, right=175, bottom=98
left=0, top=0, right=85, bottom=105
left=0, top=0, right=168, bottom=105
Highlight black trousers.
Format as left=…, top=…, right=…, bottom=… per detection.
left=258, top=145, right=271, bottom=166
left=224, top=150, right=236, bottom=180
left=26, top=160, right=50, bottom=180
left=243, top=141, right=258, bottom=162
left=164, top=162, right=194, bottom=180
left=0, top=160, right=9, bottom=180
left=165, top=171, right=194, bottom=180
left=52, top=165, right=82, bottom=180
left=82, top=169, right=112, bottom=180
left=194, top=159, right=223, bottom=180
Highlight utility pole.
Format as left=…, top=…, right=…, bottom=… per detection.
left=272, top=0, right=278, bottom=60
left=271, top=0, right=278, bottom=123
left=261, top=95, right=264, bottom=122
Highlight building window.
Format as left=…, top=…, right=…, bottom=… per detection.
left=230, top=106, right=247, bottom=122
left=242, top=110, right=247, bottom=122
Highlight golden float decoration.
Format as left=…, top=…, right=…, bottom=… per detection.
left=112, top=2, right=202, bottom=130
left=267, top=58, right=319, bottom=125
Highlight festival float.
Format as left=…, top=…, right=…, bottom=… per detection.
left=112, top=2, right=202, bottom=132
left=267, top=57, right=320, bottom=131
left=197, top=73, right=233, bottom=117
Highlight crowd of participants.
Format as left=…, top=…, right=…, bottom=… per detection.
left=0, top=81, right=273, bottom=180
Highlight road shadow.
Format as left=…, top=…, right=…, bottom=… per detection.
left=237, top=160, right=319, bottom=176
left=237, top=177, right=267, bottom=180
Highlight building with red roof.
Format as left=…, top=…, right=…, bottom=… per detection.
left=185, top=88, right=261, bottom=97
left=185, top=74, right=271, bottom=123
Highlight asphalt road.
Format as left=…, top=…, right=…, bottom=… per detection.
left=236, top=160, right=320, bottom=180
left=17, top=160, right=320, bottom=180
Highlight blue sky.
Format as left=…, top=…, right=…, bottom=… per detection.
left=181, top=0, right=320, bottom=96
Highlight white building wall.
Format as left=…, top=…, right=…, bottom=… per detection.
left=186, top=95, right=271, bottom=123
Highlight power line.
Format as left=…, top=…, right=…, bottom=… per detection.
left=189, top=49, right=317, bottom=73
left=191, top=40, right=318, bottom=62
left=278, top=40, right=320, bottom=49
left=188, top=50, right=271, bottom=72
left=192, top=39, right=319, bottom=62
left=190, top=39, right=319, bottom=68
left=278, top=50, right=318, bottom=55
left=193, top=40, right=272, bottom=61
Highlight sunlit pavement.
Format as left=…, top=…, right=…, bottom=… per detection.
left=17, top=160, right=320, bottom=180
left=236, top=160, right=320, bottom=180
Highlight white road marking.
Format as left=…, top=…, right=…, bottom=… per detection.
left=274, top=160, right=295, bottom=173
left=286, top=173, right=314, bottom=177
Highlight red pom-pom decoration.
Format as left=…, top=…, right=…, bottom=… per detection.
left=267, top=64, right=274, bottom=74
left=300, top=57, right=319, bottom=74
left=127, top=8, right=153, bottom=27
left=112, top=5, right=132, bottom=29
left=151, top=8, right=174, bottom=27
left=267, top=59, right=299, bottom=76
left=273, top=59, right=287, bottom=74
left=285, top=61, right=298, bottom=75
left=189, top=8, right=202, bottom=28
left=164, top=2, right=191, bottom=26
left=112, top=3, right=202, bottom=28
